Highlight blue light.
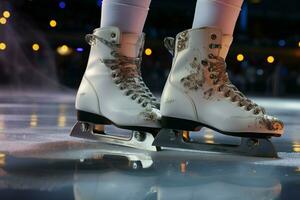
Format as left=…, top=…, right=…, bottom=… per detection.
left=97, top=0, right=103, bottom=7
left=59, top=1, right=66, bottom=9
left=76, top=48, right=84, bottom=52
left=278, top=39, right=286, bottom=47
left=240, top=2, right=248, bottom=32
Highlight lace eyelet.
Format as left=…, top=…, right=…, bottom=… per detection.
left=110, top=65, right=117, bottom=70
left=208, top=53, right=215, bottom=59
left=211, top=34, right=217, bottom=40
left=138, top=99, right=143, bottom=104
left=253, top=109, right=260, bottom=115
left=209, top=74, right=215, bottom=79
left=131, top=95, right=137, bottom=100
left=238, top=102, right=243, bottom=107
left=209, top=44, right=214, bottom=49
left=246, top=106, right=252, bottom=111
left=201, top=60, right=208, bottom=66
left=142, top=103, right=148, bottom=107
left=111, top=73, right=117, bottom=78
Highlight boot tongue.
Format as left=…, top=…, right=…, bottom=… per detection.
left=120, top=33, right=143, bottom=58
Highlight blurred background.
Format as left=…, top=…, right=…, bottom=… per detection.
left=0, top=0, right=299, bottom=96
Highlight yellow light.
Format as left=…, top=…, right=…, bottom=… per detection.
left=30, top=114, right=38, bottom=128
left=267, top=56, right=275, bottom=64
left=57, top=45, right=72, bottom=56
left=3, top=11, right=10, bottom=18
left=293, top=143, right=300, bottom=152
left=0, top=115, right=5, bottom=131
left=58, top=104, right=66, bottom=127
left=49, top=20, right=57, bottom=28
left=0, top=17, right=7, bottom=25
left=0, top=152, right=5, bottom=167
left=145, top=48, right=152, bottom=56
left=298, top=41, right=300, bottom=47
left=32, top=43, right=40, bottom=51
left=236, top=54, right=244, bottom=62
left=58, top=115, right=66, bottom=127
left=0, top=42, right=6, bottom=50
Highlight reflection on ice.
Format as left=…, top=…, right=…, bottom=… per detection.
left=292, top=142, right=300, bottom=152
left=0, top=153, right=5, bottom=167
left=57, top=104, right=67, bottom=128
left=30, top=113, right=38, bottom=128
left=72, top=153, right=282, bottom=200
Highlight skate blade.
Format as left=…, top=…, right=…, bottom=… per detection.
left=153, top=129, right=278, bottom=158
left=70, top=122, right=157, bottom=151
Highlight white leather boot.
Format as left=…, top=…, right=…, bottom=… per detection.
left=75, top=27, right=161, bottom=132
left=160, top=27, right=284, bottom=137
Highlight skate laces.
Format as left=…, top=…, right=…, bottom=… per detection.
left=208, top=54, right=265, bottom=115
left=86, top=34, right=159, bottom=109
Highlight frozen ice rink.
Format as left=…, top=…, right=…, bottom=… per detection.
left=1, top=91, right=300, bottom=200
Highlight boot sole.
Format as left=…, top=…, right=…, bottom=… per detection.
left=161, top=116, right=281, bottom=138
left=77, top=110, right=160, bottom=134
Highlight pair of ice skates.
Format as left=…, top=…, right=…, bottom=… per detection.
left=70, top=26, right=284, bottom=157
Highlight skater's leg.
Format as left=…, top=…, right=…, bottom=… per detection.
left=100, top=0, right=151, bottom=57
left=192, top=0, right=243, bottom=35
left=101, top=0, right=151, bottom=34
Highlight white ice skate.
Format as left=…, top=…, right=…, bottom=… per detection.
left=70, top=27, right=160, bottom=151
left=154, top=27, right=284, bottom=157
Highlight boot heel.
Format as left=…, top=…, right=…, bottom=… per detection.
left=77, top=110, right=112, bottom=125
left=161, top=116, right=202, bottom=131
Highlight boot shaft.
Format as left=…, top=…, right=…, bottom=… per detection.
left=85, top=27, right=145, bottom=77
left=166, top=27, right=232, bottom=89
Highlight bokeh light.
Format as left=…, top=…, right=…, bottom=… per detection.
left=145, top=48, right=152, bottom=56
left=59, top=1, right=66, bottom=9
left=76, top=47, right=84, bottom=52
left=57, top=45, right=72, bottom=56
left=236, top=54, right=244, bottom=62
left=0, top=17, right=7, bottom=25
left=0, top=42, right=7, bottom=51
left=97, top=0, right=103, bottom=7
left=3, top=11, right=10, bottom=18
left=32, top=43, right=40, bottom=51
left=278, top=39, right=286, bottom=47
left=49, top=20, right=57, bottom=28
left=267, top=56, right=275, bottom=64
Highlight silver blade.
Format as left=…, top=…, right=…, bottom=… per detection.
left=153, top=129, right=278, bottom=158
left=70, top=122, right=157, bottom=151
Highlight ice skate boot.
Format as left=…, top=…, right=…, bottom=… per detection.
left=154, top=27, right=283, bottom=157
left=70, top=27, right=160, bottom=151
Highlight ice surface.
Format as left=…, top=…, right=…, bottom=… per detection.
left=0, top=91, right=300, bottom=200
